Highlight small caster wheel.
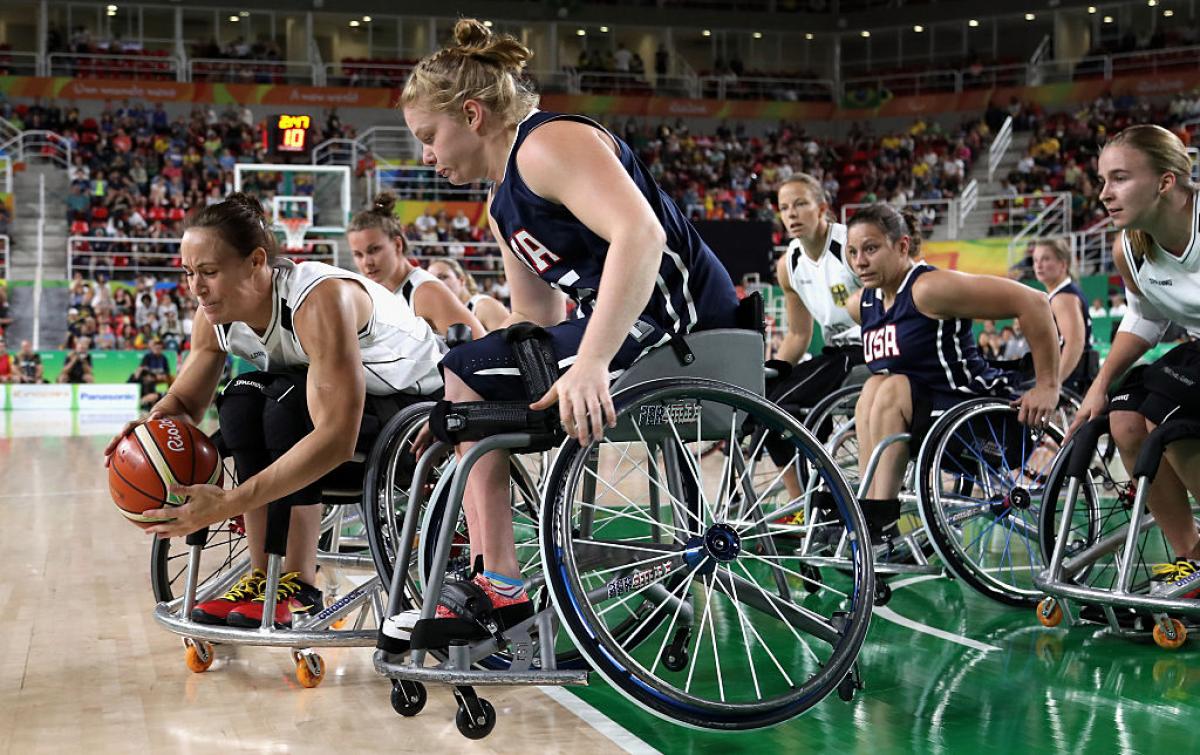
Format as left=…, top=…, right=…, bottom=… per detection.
left=836, top=663, right=862, bottom=702
left=1154, top=618, right=1188, bottom=650
left=800, top=564, right=822, bottom=594
left=661, top=646, right=689, bottom=672
left=331, top=617, right=348, bottom=630
left=391, top=680, right=427, bottom=716
left=184, top=640, right=214, bottom=673
left=296, top=653, right=326, bottom=688
left=1036, top=597, right=1063, bottom=627
left=873, top=581, right=892, bottom=607
left=455, top=698, right=496, bottom=740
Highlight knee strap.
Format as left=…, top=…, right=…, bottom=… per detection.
left=502, top=321, right=560, bottom=402
left=428, top=399, right=562, bottom=449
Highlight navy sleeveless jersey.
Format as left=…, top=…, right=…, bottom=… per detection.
left=488, top=110, right=738, bottom=334
left=860, top=264, right=1010, bottom=396
left=1048, top=278, right=1093, bottom=352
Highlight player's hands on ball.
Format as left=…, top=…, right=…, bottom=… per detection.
left=103, top=409, right=167, bottom=460
left=532, top=355, right=616, bottom=445
left=1013, top=383, right=1060, bottom=429
left=143, top=483, right=235, bottom=538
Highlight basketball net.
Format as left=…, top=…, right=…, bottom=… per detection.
left=281, top=217, right=310, bottom=252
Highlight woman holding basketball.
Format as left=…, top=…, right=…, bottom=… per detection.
left=844, top=203, right=1060, bottom=539
left=381, top=18, right=740, bottom=645
left=348, top=192, right=485, bottom=338
left=1071, top=124, right=1200, bottom=584
left=428, top=257, right=510, bottom=332
left=104, top=193, right=444, bottom=628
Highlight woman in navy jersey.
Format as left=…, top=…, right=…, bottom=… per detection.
left=843, top=204, right=1060, bottom=538
left=1031, top=239, right=1095, bottom=396
left=383, top=19, right=739, bottom=643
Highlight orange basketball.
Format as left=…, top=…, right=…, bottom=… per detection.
left=107, top=418, right=223, bottom=529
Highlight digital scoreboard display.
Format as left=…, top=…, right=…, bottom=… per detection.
left=269, top=114, right=313, bottom=154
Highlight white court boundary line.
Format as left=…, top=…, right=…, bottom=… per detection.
left=538, top=686, right=660, bottom=755
left=873, top=574, right=1001, bottom=653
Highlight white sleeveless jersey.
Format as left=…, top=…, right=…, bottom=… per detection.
left=394, top=266, right=438, bottom=308
left=214, top=259, right=444, bottom=395
left=783, top=222, right=862, bottom=346
left=1120, top=199, right=1200, bottom=339
left=465, top=293, right=487, bottom=313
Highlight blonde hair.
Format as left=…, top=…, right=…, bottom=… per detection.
left=348, top=192, right=406, bottom=249
left=1033, top=238, right=1075, bottom=280
left=400, top=18, right=538, bottom=128
left=777, top=173, right=836, bottom=223
left=429, top=257, right=480, bottom=296
left=1106, top=124, right=1198, bottom=262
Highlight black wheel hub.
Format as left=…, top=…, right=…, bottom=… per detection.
left=1008, top=487, right=1032, bottom=511
left=704, top=523, right=742, bottom=562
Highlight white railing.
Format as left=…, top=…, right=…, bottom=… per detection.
left=324, top=60, right=414, bottom=88
left=985, top=192, right=1071, bottom=241
left=408, top=246, right=504, bottom=277
left=958, top=179, right=979, bottom=231
left=188, top=58, right=318, bottom=85
left=372, top=166, right=489, bottom=202
left=68, top=236, right=340, bottom=280
left=1007, top=193, right=1073, bottom=268
left=698, top=74, right=834, bottom=102
left=988, top=116, right=1014, bottom=184
left=0, top=235, right=9, bottom=280
left=0, top=130, right=72, bottom=169
left=47, top=52, right=181, bottom=81
left=842, top=68, right=961, bottom=98
left=0, top=50, right=40, bottom=77
left=0, top=155, right=11, bottom=195
left=1070, top=218, right=1118, bottom=277
left=314, top=126, right=419, bottom=171
left=32, top=175, right=44, bottom=350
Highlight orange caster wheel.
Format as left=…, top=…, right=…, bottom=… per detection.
left=1154, top=619, right=1188, bottom=650
left=184, top=640, right=215, bottom=673
left=1036, top=598, right=1062, bottom=628
left=331, top=617, right=348, bottom=630
left=296, top=653, right=326, bottom=688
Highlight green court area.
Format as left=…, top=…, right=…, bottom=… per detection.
left=569, top=575, right=1196, bottom=754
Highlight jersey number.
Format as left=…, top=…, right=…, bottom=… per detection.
left=510, top=229, right=561, bottom=274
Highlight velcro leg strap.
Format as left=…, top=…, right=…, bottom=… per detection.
left=669, top=333, right=695, bottom=366
left=503, top=322, right=561, bottom=402
left=427, top=399, right=563, bottom=447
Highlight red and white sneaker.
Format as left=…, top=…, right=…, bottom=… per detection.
left=190, top=568, right=265, bottom=625
left=227, top=572, right=324, bottom=628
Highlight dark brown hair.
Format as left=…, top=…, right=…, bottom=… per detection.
left=348, top=191, right=405, bottom=243
left=846, top=203, right=923, bottom=259
left=183, top=192, right=279, bottom=260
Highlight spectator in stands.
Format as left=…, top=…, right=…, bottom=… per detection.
left=0, top=337, right=13, bottom=383
left=1109, top=293, right=1128, bottom=316
left=977, top=320, right=1002, bottom=360
left=15, top=340, right=44, bottom=383
left=1001, top=322, right=1030, bottom=360
left=0, top=285, right=11, bottom=333
left=58, top=337, right=94, bottom=384
left=130, top=338, right=173, bottom=408
left=1089, top=298, right=1107, bottom=318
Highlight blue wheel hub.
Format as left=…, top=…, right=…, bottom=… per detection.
left=703, top=523, right=742, bottom=562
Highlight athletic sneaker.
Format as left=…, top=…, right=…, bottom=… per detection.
left=381, top=572, right=532, bottom=646
left=227, top=572, right=324, bottom=628
left=190, top=568, right=265, bottom=625
left=1151, top=559, right=1200, bottom=599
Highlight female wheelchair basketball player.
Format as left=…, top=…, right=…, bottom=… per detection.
left=1069, top=124, right=1200, bottom=584
left=843, top=203, right=1061, bottom=539
left=104, top=193, right=446, bottom=627
left=428, top=257, right=510, bottom=333
left=348, top=192, right=486, bottom=339
left=1032, top=238, right=1096, bottom=398
left=380, top=18, right=742, bottom=645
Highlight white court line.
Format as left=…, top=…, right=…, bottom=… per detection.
left=873, top=573, right=1001, bottom=653
left=0, top=488, right=108, bottom=499
left=538, top=686, right=661, bottom=755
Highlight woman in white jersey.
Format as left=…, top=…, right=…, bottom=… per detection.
left=348, top=192, right=485, bottom=338
left=104, top=193, right=445, bottom=628
left=428, top=257, right=509, bottom=332
left=1072, top=124, right=1200, bottom=584
left=763, top=174, right=864, bottom=502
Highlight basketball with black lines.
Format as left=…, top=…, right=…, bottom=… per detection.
left=107, top=418, right=222, bottom=529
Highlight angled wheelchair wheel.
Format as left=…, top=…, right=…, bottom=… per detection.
left=916, top=398, right=1065, bottom=606
left=542, top=378, right=873, bottom=730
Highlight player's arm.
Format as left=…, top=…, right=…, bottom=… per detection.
left=411, top=280, right=486, bottom=340
left=227, top=279, right=369, bottom=513
left=846, top=289, right=864, bottom=325
left=774, top=254, right=814, bottom=364
left=475, top=295, right=510, bottom=332
left=1050, top=293, right=1085, bottom=385
left=1092, top=239, right=1160, bottom=394
left=518, top=121, right=665, bottom=369
left=147, top=312, right=226, bottom=426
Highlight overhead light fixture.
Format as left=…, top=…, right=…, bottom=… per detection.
left=362, top=16, right=371, bottom=22
left=349, top=20, right=360, bottom=27
left=1103, top=15, right=1114, bottom=22
left=239, top=10, right=249, bottom=17
left=228, top=15, right=239, bottom=22
left=1148, top=0, right=1158, bottom=6
left=1025, top=13, right=1036, bottom=20
left=106, top=4, right=117, bottom=10
left=968, top=19, right=980, bottom=27
left=483, top=20, right=493, bottom=27
left=913, top=25, right=924, bottom=33
left=599, top=26, right=609, bottom=32
left=1088, top=6, right=1097, bottom=13
left=753, top=31, right=763, bottom=39
left=805, top=32, right=814, bottom=40
left=702, top=29, right=711, bottom=37
left=860, top=30, right=870, bottom=38
left=1164, top=9, right=1175, bottom=16
left=576, top=28, right=586, bottom=36
left=106, top=10, right=116, bottom=16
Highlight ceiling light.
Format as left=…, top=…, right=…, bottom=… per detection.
left=913, top=25, right=924, bottom=33
left=1088, top=6, right=1097, bottom=12
left=228, top=15, right=239, bottom=22
left=106, top=4, right=117, bottom=10
left=1148, top=0, right=1158, bottom=6
left=599, top=26, right=608, bottom=32
left=483, top=20, right=493, bottom=27
left=1164, top=9, right=1175, bottom=15
left=860, top=30, right=870, bottom=38
left=576, top=29, right=586, bottom=36
left=239, top=11, right=249, bottom=17
left=362, top=16, right=371, bottom=22
left=968, top=19, right=980, bottom=27
left=753, top=31, right=763, bottom=39
left=1103, top=15, right=1114, bottom=22
left=702, top=29, right=711, bottom=37
left=1025, top=13, right=1036, bottom=21
left=106, top=9, right=116, bottom=16
left=349, top=20, right=359, bottom=27
left=805, top=33, right=814, bottom=40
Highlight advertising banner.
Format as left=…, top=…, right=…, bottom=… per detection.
left=9, top=383, right=73, bottom=411
left=76, top=384, right=140, bottom=411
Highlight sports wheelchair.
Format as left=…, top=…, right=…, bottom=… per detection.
left=762, top=379, right=1073, bottom=607
left=368, top=326, right=875, bottom=738
left=1034, top=415, right=1200, bottom=649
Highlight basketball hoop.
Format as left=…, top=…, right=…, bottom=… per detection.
left=281, top=217, right=310, bottom=252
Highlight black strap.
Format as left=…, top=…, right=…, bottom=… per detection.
left=503, top=322, right=560, bottom=401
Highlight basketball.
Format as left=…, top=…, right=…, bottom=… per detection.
left=107, top=418, right=223, bottom=529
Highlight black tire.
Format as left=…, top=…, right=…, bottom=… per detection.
left=542, top=378, right=873, bottom=730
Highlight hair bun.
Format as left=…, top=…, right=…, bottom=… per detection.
left=373, top=191, right=398, bottom=215
left=226, top=191, right=268, bottom=221
left=450, top=17, right=532, bottom=72
left=454, top=18, right=492, bottom=49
